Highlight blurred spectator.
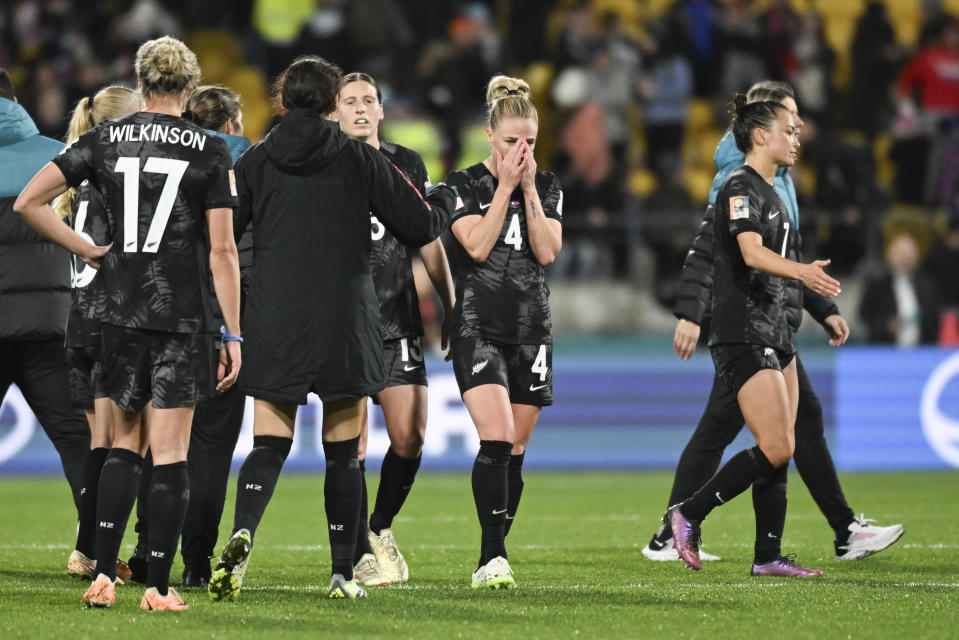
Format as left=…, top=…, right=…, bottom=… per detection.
left=893, top=16, right=959, bottom=205
left=760, top=0, right=800, bottom=79
left=845, top=1, right=900, bottom=139
left=789, top=10, right=834, bottom=126
left=922, top=206, right=959, bottom=311
left=638, top=20, right=693, bottom=178
left=667, top=0, right=721, bottom=97
left=420, top=10, right=496, bottom=175
left=552, top=1, right=598, bottom=73
left=804, top=120, right=878, bottom=274
left=248, top=0, right=315, bottom=81
left=858, top=232, right=940, bottom=346
left=641, top=156, right=696, bottom=308
left=715, top=0, right=768, bottom=100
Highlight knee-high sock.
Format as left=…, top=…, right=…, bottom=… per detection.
left=751, top=463, right=788, bottom=564
left=472, top=440, right=512, bottom=567
left=232, top=435, right=292, bottom=538
left=75, top=447, right=109, bottom=558
left=146, top=462, right=190, bottom=595
left=680, top=446, right=776, bottom=522
left=133, top=449, right=153, bottom=550
left=369, top=448, right=421, bottom=534
left=94, top=448, right=144, bottom=580
left=323, top=437, right=361, bottom=578
left=353, top=459, right=372, bottom=563
left=504, top=453, right=525, bottom=537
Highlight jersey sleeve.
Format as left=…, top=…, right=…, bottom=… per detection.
left=719, top=174, right=762, bottom=237
left=540, top=172, right=563, bottom=223
left=361, top=142, right=449, bottom=246
left=445, top=171, right=481, bottom=224
left=52, top=131, right=97, bottom=187
left=204, top=137, right=239, bottom=211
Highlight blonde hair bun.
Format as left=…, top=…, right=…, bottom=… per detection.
left=134, top=36, right=201, bottom=98
left=486, top=75, right=531, bottom=104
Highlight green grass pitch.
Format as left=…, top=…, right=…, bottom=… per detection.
left=0, top=470, right=956, bottom=639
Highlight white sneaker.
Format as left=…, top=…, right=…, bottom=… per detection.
left=369, top=528, right=408, bottom=583
left=471, top=556, right=516, bottom=590
left=353, top=553, right=391, bottom=586
left=67, top=549, right=95, bottom=579
left=835, top=516, right=905, bottom=560
left=641, top=536, right=721, bottom=562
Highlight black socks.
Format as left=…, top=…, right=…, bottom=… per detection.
left=369, top=448, right=421, bottom=535
left=680, top=446, right=776, bottom=522
left=75, top=447, right=109, bottom=558
left=472, top=440, right=512, bottom=567
left=94, top=448, right=144, bottom=580
left=751, top=463, right=788, bottom=564
left=323, top=437, right=361, bottom=578
left=233, top=435, right=292, bottom=538
left=505, top=453, right=525, bottom=537
left=146, top=462, right=190, bottom=595
left=354, top=459, right=372, bottom=563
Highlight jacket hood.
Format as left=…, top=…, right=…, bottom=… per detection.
left=212, top=130, right=252, bottom=164
left=0, top=97, right=40, bottom=147
left=263, top=108, right=348, bottom=174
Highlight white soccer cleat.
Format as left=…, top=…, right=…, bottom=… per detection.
left=471, top=556, right=516, bottom=590
left=369, top=528, right=409, bottom=583
left=353, top=553, right=391, bottom=587
left=641, top=535, right=721, bottom=562
left=835, top=516, right=905, bottom=560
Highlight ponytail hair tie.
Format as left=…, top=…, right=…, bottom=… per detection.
left=87, top=94, right=96, bottom=110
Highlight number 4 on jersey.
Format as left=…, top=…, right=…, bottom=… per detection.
left=504, top=213, right=523, bottom=250
left=115, top=156, right=189, bottom=253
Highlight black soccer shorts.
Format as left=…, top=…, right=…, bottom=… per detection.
left=100, top=324, right=216, bottom=412
left=451, top=336, right=553, bottom=407
left=65, top=344, right=106, bottom=410
left=710, top=343, right=796, bottom=394
left=373, top=336, right=429, bottom=404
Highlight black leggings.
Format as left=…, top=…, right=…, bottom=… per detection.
left=0, top=339, right=89, bottom=512
left=666, top=354, right=855, bottom=534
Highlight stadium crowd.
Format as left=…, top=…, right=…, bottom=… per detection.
left=1, top=0, right=957, bottom=343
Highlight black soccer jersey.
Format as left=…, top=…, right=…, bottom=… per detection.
left=371, top=140, right=430, bottom=341
left=710, top=165, right=793, bottom=352
left=444, top=162, right=563, bottom=345
left=65, top=182, right=112, bottom=348
left=53, top=112, right=237, bottom=333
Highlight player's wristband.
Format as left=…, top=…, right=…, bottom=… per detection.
left=220, top=325, right=243, bottom=343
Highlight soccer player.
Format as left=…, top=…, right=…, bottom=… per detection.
left=645, top=81, right=904, bottom=566
left=444, top=75, right=562, bottom=589
left=335, top=72, right=456, bottom=586
left=126, top=85, right=254, bottom=587
left=666, top=95, right=840, bottom=575
left=208, top=56, right=457, bottom=601
left=15, top=36, right=242, bottom=611
left=53, top=86, right=143, bottom=583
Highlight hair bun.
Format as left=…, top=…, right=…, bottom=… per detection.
left=732, top=93, right=748, bottom=113
left=486, top=75, right=531, bottom=104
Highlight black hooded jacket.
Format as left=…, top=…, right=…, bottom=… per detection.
left=233, top=109, right=456, bottom=402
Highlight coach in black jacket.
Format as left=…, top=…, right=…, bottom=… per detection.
left=0, top=71, right=88, bottom=511
left=210, top=57, right=458, bottom=600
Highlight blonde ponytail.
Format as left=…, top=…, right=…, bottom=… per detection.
left=53, top=86, right=142, bottom=218
left=485, top=75, right=536, bottom=130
